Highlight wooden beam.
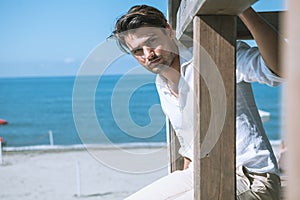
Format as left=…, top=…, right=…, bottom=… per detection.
left=176, top=11, right=282, bottom=45
left=284, top=0, right=300, bottom=199
left=177, top=0, right=257, bottom=39
left=193, top=15, right=236, bottom=199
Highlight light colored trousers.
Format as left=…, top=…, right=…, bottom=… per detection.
left=125, top=168, right=193, bottom=200
left=236, top=166, right=281, bottom=200
left=125, top=166, right=281, bottom=200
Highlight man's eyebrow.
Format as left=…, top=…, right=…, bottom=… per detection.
left=145, top=34, right=157, bottom=41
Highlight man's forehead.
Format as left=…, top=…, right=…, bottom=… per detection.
left=127, top=27, right=163, bottom=37
left=124, top=27, right=164, bottom=49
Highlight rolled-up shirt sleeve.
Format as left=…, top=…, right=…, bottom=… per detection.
left=178, top=143, right=193, bottom=161
left=236, top=41, right=283, bottom=86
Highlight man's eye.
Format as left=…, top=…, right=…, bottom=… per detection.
left=132, top=48, right=143, bottom=56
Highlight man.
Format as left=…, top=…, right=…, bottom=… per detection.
left=112, top=4, right=282, bottom=199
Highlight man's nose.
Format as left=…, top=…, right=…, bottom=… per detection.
left=144, top=47, right=156, bottom=61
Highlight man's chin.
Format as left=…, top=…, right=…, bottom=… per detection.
left=150, top=65, right=168, bottom=74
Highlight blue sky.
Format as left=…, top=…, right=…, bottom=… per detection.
left=0, top=0, right=285, bottom=77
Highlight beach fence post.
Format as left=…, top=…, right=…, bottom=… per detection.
left=76, top=161, right=81, bottom=197
left=0, top=139, right=2, bottom=165
left=49, top=130, right=54, bottom=146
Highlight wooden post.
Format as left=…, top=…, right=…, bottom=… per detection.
left=49, top=130, right=54, bottom=146
left=167, top=0, right=181, bottom=30
left=0, top=141, right=2, bottom=165
left=167, top=0, right=184, bottom=172
left=76, top=161, right=81, bottom=197
left=167, top=120, right=184, bottom=172
left=193, top=15, right=236, bottom=199
left=284, top=0, right=300, bottom=199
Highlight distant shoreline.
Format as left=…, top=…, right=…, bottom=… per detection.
left=2, top=140, right=282, bottom=154
left=2, top=142, right=167, bottom=153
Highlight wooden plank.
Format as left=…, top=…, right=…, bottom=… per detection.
left=193, top=15, right=236, bottom=199
left=177, top=0, right=257, bottom=38
left=284, top=0, right=300, bottom=199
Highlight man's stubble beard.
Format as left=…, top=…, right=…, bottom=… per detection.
left=149, top=51, right=178, bottom=75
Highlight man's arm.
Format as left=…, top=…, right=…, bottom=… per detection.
left=239, top=7, right=283, bottom=77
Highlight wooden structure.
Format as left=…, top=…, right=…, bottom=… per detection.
left=284, top=0, right=300, bottom=199
left=167, top=0, right=283, bottom=199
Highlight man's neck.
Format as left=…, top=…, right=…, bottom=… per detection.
left=161, top=55, right=181, bottom=95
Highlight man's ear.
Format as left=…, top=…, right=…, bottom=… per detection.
left=165, top=23, right=175, bottom=38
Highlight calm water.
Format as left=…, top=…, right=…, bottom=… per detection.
left=0, top=75, right=282, bottom=147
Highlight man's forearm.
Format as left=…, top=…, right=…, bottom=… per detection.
left=239, top=7, right=283, bottom=76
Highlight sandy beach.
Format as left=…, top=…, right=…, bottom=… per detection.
left=0, top=145, right=168, bottom=200
left=0, top=141, right=283, bottom=200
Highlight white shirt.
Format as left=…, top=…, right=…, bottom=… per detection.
left=236, top=41, right=282, bottom=174
left=156, top=45, right=194, bottom=160
left=156, top=41, right=282, bottom=174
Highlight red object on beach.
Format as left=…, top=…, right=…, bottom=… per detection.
left=0, top=119, right=8, bottom=125
left=0, top=137, right=3, bottom=143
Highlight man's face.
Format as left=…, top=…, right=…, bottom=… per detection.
left=124, top=27, right=178, bottom=74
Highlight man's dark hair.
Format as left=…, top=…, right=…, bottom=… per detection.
left=111, top=5, right=168, bottom=53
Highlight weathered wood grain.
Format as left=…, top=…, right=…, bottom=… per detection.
left=193, top=15, right=236, bottom=199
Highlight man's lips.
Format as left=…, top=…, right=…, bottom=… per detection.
left=148, top=57, right=162, bottom=68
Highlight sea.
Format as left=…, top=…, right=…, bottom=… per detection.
left=0, top=75, right=283, bottom=148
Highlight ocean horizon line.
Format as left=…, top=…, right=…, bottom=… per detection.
left=0, top=73, right=155, bottom=80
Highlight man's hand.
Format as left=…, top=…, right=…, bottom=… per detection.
left=183, top=157, right=191, bottom=170
left=239, top=7, right=284, bottom=77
